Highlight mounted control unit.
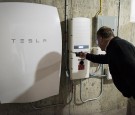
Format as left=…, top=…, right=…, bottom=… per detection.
left=97, top=15, right=118, bottom=36
left=69, top=17, right=91, bottom=80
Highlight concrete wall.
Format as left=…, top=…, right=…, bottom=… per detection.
left=0, top=0, right=134, bottom=115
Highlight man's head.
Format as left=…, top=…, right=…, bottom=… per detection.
left=96, top=26, right=114, bottom=51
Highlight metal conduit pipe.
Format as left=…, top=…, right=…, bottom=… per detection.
left=73, top=81, right=83, bottom=105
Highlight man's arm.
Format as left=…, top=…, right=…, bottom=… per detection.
left=77, top=51, right=108, bottom=64
left=76, top=52, right=108, bottom=64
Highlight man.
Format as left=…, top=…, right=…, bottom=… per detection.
left=78, top=26, right=135, bottom=115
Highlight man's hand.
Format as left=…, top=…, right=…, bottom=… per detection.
left=75, top=52, right=86, bottom=59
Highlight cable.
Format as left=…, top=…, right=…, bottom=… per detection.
left=73, top=77, right=103, bottom=105
left=66, top=79, right=74, bottom=105
left=64, top=0, right=69, bottom=77
left=89, top=64, right=102, bottom=77
left=99, top=0, right=102, bottom=15
left=80, top=77, right=103, bottom=103
left=80, top=64, right=104, bottom=103
left=89, top=64, right=106, bottom=78
left=95, top=0, right=102, bottom=17
left=73, top=63, right=106, bottom=105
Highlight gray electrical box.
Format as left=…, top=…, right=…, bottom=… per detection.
left=97, top=16, right=118, bottom=36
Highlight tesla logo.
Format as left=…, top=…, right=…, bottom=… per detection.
left=11, top=39, right=47, bottom=43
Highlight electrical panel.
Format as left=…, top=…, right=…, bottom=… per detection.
left=97, top=16, right=118, bottom=36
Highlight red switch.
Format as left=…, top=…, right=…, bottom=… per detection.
left=78, top=60, right=85, bottom=70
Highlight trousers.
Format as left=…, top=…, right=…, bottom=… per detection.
left=127, top=97, right=135, bottom=115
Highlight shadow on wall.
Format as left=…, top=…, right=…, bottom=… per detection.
left=35, top=52, right=61, bottom=82
left=13, top=52, right=62, bottom=103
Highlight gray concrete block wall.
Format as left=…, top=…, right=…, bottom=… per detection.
left=0, top=0, right=134, bottom=114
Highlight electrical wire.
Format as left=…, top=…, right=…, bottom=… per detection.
left=89, top=64, right=106, bottom=78
left=73, top=77, right=103, bottom=105
left=80, top=77, right=103, bottom=103
left=99, top=0, right=102, bottom=15
left=89, top=64, right=102, bottom=77
left=95, top=0, right=102, bottom=17
left=73, top=64, right=105, bottom=105
left=65, top=0, right=69, bottom=76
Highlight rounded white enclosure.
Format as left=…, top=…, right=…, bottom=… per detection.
left=0, top=2, right=62, bottom=103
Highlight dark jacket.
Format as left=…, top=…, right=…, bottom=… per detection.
left=86, top=37, right=135, bottom=98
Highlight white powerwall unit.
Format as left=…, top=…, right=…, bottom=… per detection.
left=0, top=2, right=62, bottom=103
